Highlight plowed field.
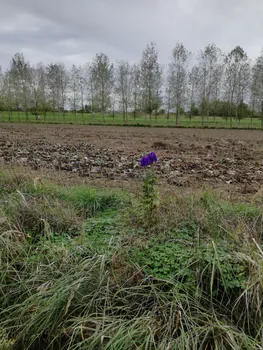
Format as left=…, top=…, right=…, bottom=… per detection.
left=1, top=123, right=263, bottom=196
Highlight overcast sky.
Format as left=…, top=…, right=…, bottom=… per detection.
left=1, top=0, right=263, bottom=69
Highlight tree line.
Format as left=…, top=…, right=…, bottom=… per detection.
left=1, top=42, right=263, bottom=125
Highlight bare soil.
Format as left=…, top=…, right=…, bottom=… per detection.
left=1, top=123, right=263, bottom=197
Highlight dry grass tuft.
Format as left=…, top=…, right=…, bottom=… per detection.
left=8, top=194, right=83, bottom=238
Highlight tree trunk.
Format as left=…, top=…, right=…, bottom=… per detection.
left=206, top=98, right=210, bottom=125
left=125, top=100, right=128, bottom=123
left=81, top=106, right=84, bottom=124
left=228, top=101, right=231, bottom=127
left=133, top=95, right=137, bottom=120
left=176, top=105, right=180, bottom=126
left=81, top=93, right=84, bottom=121
left=123, top=101, right=125, bottom=123
left=91, top=100, right=94, bottom=122
left=213, top=100, right=217, bottom=122
left=201, top=101, right=205, bottom=128
left=167, top=92, right=170, bottom=124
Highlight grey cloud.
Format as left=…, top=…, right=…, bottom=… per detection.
left=1, top=0, right=263, bottom=69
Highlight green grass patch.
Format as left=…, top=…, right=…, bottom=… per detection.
left=1, top=172, right=263, bottom=348
left=0, top=111, right=263, bottom=129
left=0, top=170, right=127, bottom=241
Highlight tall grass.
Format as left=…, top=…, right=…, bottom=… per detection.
left=1, top=173, right=263, bottom=348
left=1, top=236, right=260, bottom=349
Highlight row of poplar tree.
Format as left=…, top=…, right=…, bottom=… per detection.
left=1, top=42, right=263, bottom=123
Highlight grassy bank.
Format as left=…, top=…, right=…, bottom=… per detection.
left=1, top=170, right=263, bottom=349
left=0, top=111, right=262, bottom=130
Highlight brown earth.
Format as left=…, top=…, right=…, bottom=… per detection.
left=1, top=123, right=263, bottom=197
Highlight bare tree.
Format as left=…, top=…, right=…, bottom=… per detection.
left=211, top=61, right=224, bottom=121
left=9, top=53, right=32, bottom=121
left=37, top=63, right=49, bottom=120
left=188, top=65, right=199, bottom=120
left=86, top=63, right=99, bottom=120
left=10, top=65, right=21, bottom=121
left=31, top=67, right=40, bottom=117
left=3, top=71, right=14, bottom=121
left=235, top=61, right=251, bottom=123
left=46, top=63, right=68, bottom=119
left=140, top=42, right=162, bottom=122
left=91, top=53, right=114, bottom=123
left=197, top=44, right=223, bottom=125
left=31, top=63, right=48, bottom=120
left=251, top=50, right=263, bottom=127
left=130, top=64, right=140, bottom=119
left=46, top=64, right=61, bottom=118
left=167, top=43, right=190, bottom=125
left=224, top=46, right=249, bottom=126
left=78, top=65, right=88, bottom=119
left=69, top=65, right=80, bottom=120
left=58, top=63, right=69, bottom=120
left=115, top=60, right=131, bottom=122
left=165, top=86, right=171, bottom=120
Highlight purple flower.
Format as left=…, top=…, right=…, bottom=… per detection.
left=148, top=152, right=158, bottom=163
left=140, top=152, right=158, bottom=167
left=140, top=156, right=150, bottom=167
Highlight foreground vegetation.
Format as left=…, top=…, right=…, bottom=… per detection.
left=1, top=111, right=263, bottom=129
left=1, top=170, right=263, bottom=349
